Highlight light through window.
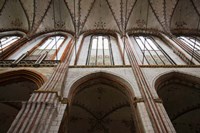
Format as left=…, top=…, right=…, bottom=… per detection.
left=135, top=36, right=174, bottom=65
left=178, top=36, right=200, bottom=53
left=87, top=35, right=113, bottom=65
left=0, top=36, right=20, bottom=52
left=31, top=36, right=65, bottom=60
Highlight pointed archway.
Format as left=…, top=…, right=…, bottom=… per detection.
left=155, top=72, right=200, bottom=133
left=0, top=70, right=45, bottom=133
left=60, top=72, right=140, bottom=133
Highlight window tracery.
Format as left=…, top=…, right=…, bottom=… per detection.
left=0, top=36, right=20, bottom=53
left=134, top=36, right=175, bottom=65
left=29, top=36, right=66, bottom=60
left=87, top=35, right=114, bottom=65
left=178, top=36, right=200, bottom=54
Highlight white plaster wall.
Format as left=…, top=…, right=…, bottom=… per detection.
left=63, top=67, right=142, bottom=98
left=141, top=67, right=200, bottom=98
left=69, top=47, right=76, bottom=65
left=137, top=102, right=154, bottom=132
left=69, top=34, right=83, bottom=65
left=110, top=36, right=123, bottom=65
left=76, top=35, right=90, bottom=65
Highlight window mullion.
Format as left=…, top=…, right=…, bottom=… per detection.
left=103, top=37, right=105, bottom=65
left=96, top=36, right=98, bottom=65
left=194, top=37, right=200, bottom=47
left=40, top=38, right=53, bottom=55
left=152, top=37, right=175, bottom=65
left=2, top=37, right=13, bottom=45
left=140, top=37, right=147, bottom=64
left=190, top=37, right=200, bottom=50
left=147, top=50, right=158, bottom=65
left=2, top=38, right=16, bottom=48
left=147, top=38, right=165, bottom=65
left=109, top=36, right=114, bottom=65
left=144, top=37, right=158, bottom=65
left=135, top=37, right=146, bottom=64
left=143, top=37, right=152, bottom=64
left=50, top=38, right=55, bottom=50
left=183, top=37, right=195, bottom=48
left=86, top=36, right=93, bottom=65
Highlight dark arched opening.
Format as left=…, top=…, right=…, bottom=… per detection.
left=155, top=72, right=200, bottom=133
left=0, top=70, right=45, bottom=133
left=59, top=72, right=139, bottom=133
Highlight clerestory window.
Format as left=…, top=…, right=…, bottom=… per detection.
left=87, top=35, right=114, bottom=65
left=31, top=36, right=65, bottom=60
left=135, top=36, right=175, bottom=65
left=0, top=36, right=20, bottom=53
left=178, top=36, right=200, bottom=54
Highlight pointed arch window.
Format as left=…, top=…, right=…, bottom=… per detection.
left=178, top=36, right=200, bottom=53
left=0, top=36, right=20, bottom=53
left=135, top=36, right=175, bottom=65
left=87, top=35, right=114, bottom=65
left=30, top=36, right=66, bottom=60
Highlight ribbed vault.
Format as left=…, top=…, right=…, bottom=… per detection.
left=0, top=0, right=199, bottom=35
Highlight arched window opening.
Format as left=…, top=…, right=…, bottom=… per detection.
left=0, top=70, right=44, bottom=133
left=0, top=36, right=21, bottom=53
left=28, top=35, right=66, bottom=60
left=155, top=72, right=200, bottom=133
left=178, top=36, right=200, bottom=53
left=87, top=35, right=114, bottom=65
left=134, top=36, right=175, bottom=65
left=59, top=73, right=139, bottom=133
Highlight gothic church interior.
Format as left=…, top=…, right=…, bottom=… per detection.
left=0, top=0, right=200, bottom=133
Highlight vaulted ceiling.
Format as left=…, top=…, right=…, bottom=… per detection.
left=0, top=0, right=199, bottom=36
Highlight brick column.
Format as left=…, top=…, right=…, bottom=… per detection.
left=124, top=34, right=176, bottom=133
